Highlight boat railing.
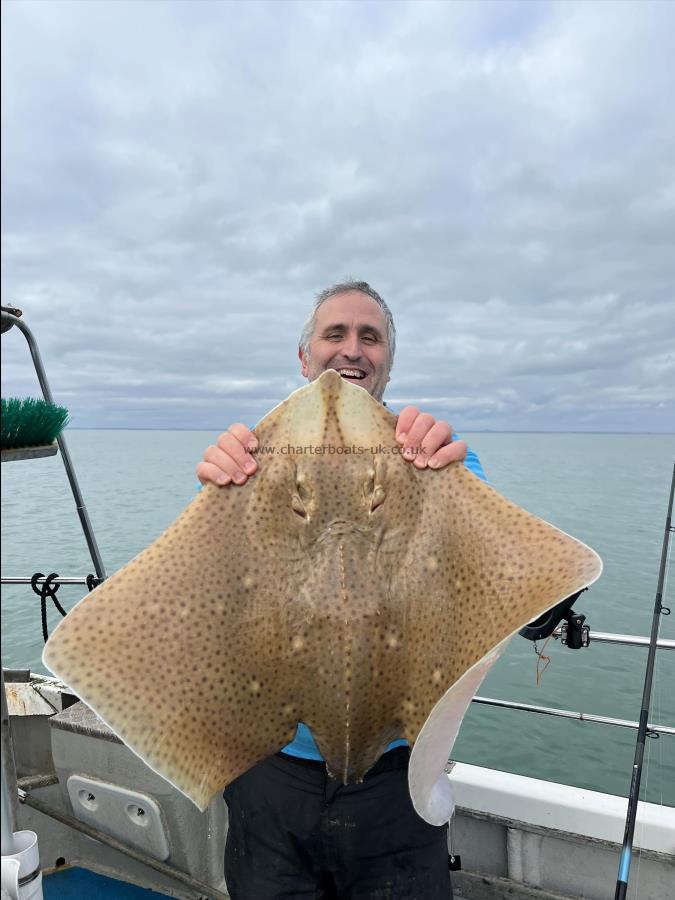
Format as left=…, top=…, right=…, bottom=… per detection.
left=472, top=696, right=675, bottom=735
left=1, top=308, right=107, bottom=582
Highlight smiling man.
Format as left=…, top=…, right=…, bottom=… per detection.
left=299, top=286, right=392, bottom=402
left=197, top=281, right=487, bottom=900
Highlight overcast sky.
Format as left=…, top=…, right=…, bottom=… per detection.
left=2, top=0, right=673, bottom=432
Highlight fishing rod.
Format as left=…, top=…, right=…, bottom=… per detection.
left=614, top=461, right=674, bottom=900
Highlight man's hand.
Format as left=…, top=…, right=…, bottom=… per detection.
left=395, top=407, right=467, bottom=469
left=196, top=424, right=258, bottom=487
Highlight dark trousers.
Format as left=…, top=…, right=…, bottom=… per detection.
left=223, top=747, right=453, bottom=899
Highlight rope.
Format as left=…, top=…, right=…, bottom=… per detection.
left=30, top=572, right=102, bottom=642
left=31, top=572, right=67, bottom=642
left=86, top=573, right=102, bottom=591
left=532, top=636, right=552, bottom=685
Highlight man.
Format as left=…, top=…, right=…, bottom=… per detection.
left=197, top=282, right=487, bottom=899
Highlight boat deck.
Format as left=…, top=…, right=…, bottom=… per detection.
left=43, top=866, right=168, bottom=898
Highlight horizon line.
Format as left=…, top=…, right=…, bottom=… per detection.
left=65, top=427, right=675, bottom=436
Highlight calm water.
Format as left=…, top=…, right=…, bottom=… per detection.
left=2, top=431, right=674, bottom=805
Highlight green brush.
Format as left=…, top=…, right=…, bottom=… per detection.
left=1, top=397, right=70, bottom=450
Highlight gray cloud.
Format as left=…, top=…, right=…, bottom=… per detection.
left=2, top=0, right=673, bottom=433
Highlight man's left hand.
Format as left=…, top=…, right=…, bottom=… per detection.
left=395, top=407, right=467, bottom=469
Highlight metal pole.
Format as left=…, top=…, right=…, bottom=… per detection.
left=614, top=462, right=675, bottom=900
left=1, top=311, right=107, bottom=582
left=1, top=666, right=18, bottom=855
left=471, top=696, right=675, bottom=735
left=2, top=577, right=96, bottom=586
left=0, top=775, right=13, bottom=854
left=561, top=630, right=675, bottom=650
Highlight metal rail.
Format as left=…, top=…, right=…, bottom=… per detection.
left=1, top=309, right=107, bottom=582
left=2, top=577, right=96, bottom=586
left=557, top=630, right=674, bottom=650
left=472, top=696, right=675, bottom=735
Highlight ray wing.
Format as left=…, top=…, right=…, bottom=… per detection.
left=43, top=476, right=307, bottom=809
left=398, top=465, right=602, bottom=823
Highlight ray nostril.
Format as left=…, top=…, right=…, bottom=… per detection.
left=291, top=494, right=308, bottom=519
left=371, top=486, right=386, bottom=512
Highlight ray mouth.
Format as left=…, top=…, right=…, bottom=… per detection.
left=315, top=520, right=371, bottom=544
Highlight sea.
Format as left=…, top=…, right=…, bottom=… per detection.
left=2, top=430, right=674, bottom=806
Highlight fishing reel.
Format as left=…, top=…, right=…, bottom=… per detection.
left=519, top=589, right=590, bottom=649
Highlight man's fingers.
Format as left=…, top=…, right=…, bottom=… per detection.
left=196, top=461, right=232, bottom=487
left=395, top=407, right=420, bottom=442
left=413, top=420, right=452, bottom=468
left=217, top=427, right=258, bottom=476
left=196, top=423, right=258, bottom=488
left=204, top=443, right=250, bottom=485
left=428, top=439, right=468, bottom=469
left=228, top=423, right=258, bottom=452
left=401, top=412, right=435, bottom=459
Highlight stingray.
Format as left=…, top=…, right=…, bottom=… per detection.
left=43, top=369, right=602, bottom=825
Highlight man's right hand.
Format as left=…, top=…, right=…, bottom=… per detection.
left=196, top=424, right=259, bottom=486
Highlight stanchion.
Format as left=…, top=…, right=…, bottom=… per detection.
left=1, top=667, right=43, bottom=900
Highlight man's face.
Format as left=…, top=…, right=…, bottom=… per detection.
left=299, top=291, right=392, bottom=401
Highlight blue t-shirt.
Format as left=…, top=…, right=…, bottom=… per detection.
left=282, top=438, right=488, bottom=759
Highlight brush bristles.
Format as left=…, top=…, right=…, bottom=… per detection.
left=1, top=397, right=70, bottom=449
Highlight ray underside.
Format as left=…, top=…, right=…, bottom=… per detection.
left=44, top=370, right=602, bottom=811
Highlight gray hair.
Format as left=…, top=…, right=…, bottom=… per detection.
left=298, top=280, right=396, bottom=365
